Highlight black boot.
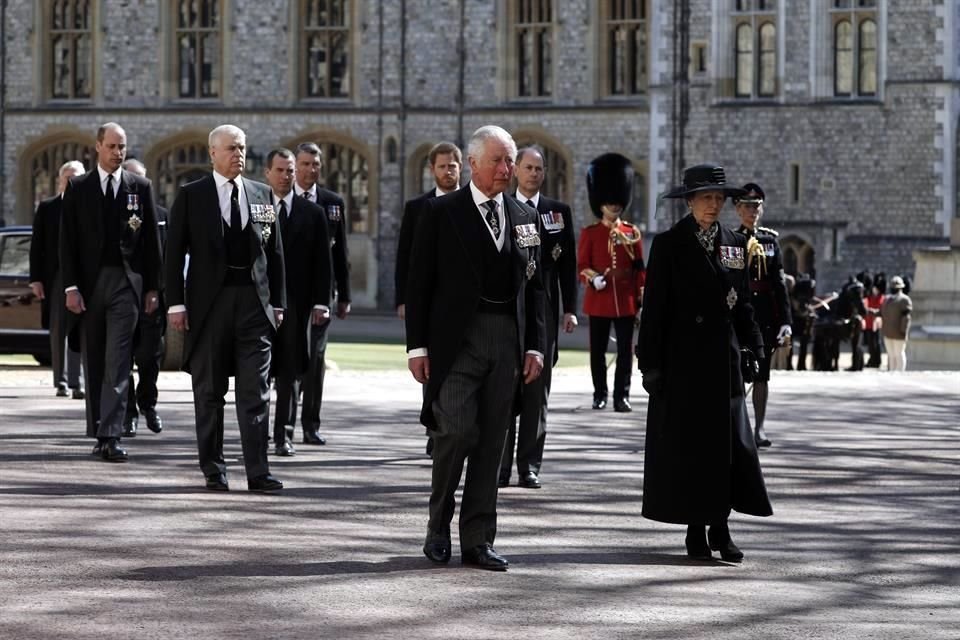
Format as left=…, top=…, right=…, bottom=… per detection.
left=685, top=525, right=712, bottom=560
left=708, top=521, right=744, bottom=562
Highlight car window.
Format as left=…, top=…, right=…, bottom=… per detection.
left=0, top=234, right=31, bottom=277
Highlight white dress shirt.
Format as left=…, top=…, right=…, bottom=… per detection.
left=469, top=181, right=506, bottom=252
left=517, top=190, right=540, bottom=209
left=97, top=165, right=123, bottom=197
left=293, top=183, right=318, bottom=202
left=213, top=171, right=248, bottom=229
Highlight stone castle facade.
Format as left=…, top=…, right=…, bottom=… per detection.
left=1, top=1, right=955, bottom=308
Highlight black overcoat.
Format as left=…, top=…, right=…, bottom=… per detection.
left=638, top=214, right=771, bottom=524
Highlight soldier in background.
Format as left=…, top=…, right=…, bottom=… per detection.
left=733, top=183, right=791, bottom=448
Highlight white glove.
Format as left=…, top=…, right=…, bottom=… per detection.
left=592, top=275, right=607, bottom=291
left=776, top=324, right=792, bottom=344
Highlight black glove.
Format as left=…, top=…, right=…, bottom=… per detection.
left=641, top=369, right=663, bottom=396
left=740, top=348, right=759, bottom=384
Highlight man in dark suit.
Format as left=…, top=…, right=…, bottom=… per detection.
left=60, top=123, right=163, bottom=462
left=263, top=148, right=332, bottom=456
left=121, top=158, right=167, bottom=437
left=406, top=125, right=546, bottom=572
left=29, top=160, right=86, bottom=399
left=293, top=142, right=350, bottom=446
left=499, top=146, right=578, bottom=490
left=166, top=124, right=286, bottom=493
left=394, top=141, right=462, bottom=456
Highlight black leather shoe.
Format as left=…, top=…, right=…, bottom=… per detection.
left=143, top=408, right=163, bottom=433
left=519, top=471, right=541, bottom=489
left=302, top=429, right=326, bottom=445
left=122, top=416, right=137, bottom=438
left=614, top=398, right=633, bottom=413
left=91, top=441, right=103, bottom=456
left=56, top=386, right=69, bottom=397
left=248, top=474, right=283, bottom=493
left=422, top=527, right=451, bottom=564
left=72, top=388, right=85, bottom=400
left=708, top=523, right=744, bottom=562
left=685, top=525, right=712, bottom=560
left=462, top=544, right=509, bottom=571
left=205, top=473, right=229, bottom=491
left=100, top=439, right=128, bottom=463
left=592, top=395, right=607, bottom=410
left=275, top=441, right=296, bottom=457
left=497, top=474, right=510, bottom=488
left=755, top=427, right=771, bottom=448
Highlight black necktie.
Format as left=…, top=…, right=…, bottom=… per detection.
left=483, top=200, right=500, bottom=240
left=300, top=191, right=311, bottom=202
left=104, top=174, right=114, bottom=207
left=279, top=199, right=289, bottom=233
left=526, top=199, right=534, bottom=208
left=228, top=179, right=241, bottom=229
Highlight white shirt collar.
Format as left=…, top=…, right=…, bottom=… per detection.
left=294, top=183, right=317, bottom=201
left=97, top=164, right=123, bottom=196
left=517, top=191, right=540, bottom=208
left=469, top=181, right=504, bottom=211
left=273, top=190, right=294, bottom=214
left=213, top=170, right=242, bottom=190
left=434, top=184, right=454, bottom=198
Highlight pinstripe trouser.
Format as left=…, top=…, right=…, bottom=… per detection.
left=429, top=312, right=520, bottom=550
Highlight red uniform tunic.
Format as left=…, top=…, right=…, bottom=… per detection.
left=577, top=219, right=646, bottom=318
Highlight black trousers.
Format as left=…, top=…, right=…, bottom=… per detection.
left=301, top=316, right=331, bottom=430
left=189, top=284, right=273, bottom=480
left=126, top=307, right=165, bottom=418
left=588, top=315, right=635, bottom=401
left=50, top=270, right=83, bottom=391
left=80, top=266, right=138, bottom=440
left=273, top=299, right=305, bottom=443
left=429, top=313, right=519, bottom=550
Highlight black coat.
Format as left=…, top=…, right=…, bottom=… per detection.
left=272, top=194, right=332, bottom=374
left=638, top=214, right=770, bottom=524
left=518, top=193, right=577, bottom=365
left=394, top=189, right=434, bottom=308
left=29, top=195, right=63, bottom=328
left=315, top=188, right=351, bottom=304
left=60, top=169, right=163, bottom=305
left=405, top=186, right=547, bottom=430
left=165, top=174, right=286, bottom=372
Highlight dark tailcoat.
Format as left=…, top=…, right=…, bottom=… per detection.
left=638, top=214, right=770, bottom=525
left=60, top=169, right=163, bottom=308
left=272, top=195, right=332, bottom=374
left=29, top=195, right=63, bottom=328
left=405, top=186, right=547, bottom=430
left=165, top=174, right=286, bottom=373
left=394, top=189, right=434, bottom=308
left=315, top=188, right=351, bottom=305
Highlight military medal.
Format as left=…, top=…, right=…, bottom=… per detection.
left=541, top=211, right=564, bottom=232
left=727, top=287, right=738, bottom=310
left=327, top=205, right=343, bottom=222
left=250, top=204, right=277, bottom=241
left=513, top=223, right=540, bottom=248
left=127, top=214, right=142, bottom=231
left=551, top=244, right=562, bottom=260
left=526, top=259, right=537, bottom=280
left=719, top=245, right=746, bottom=269
left=126, top=194, right=139, bottom=211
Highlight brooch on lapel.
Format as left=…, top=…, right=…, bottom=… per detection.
left=526, top=259, right=537, bottom=280
left=126, top=194, right=140, bottom=211
left=727, top=287, right=738, bottom=310
left=326, top=204, right=343, bottom=222
left=719, top=245, right=745, bottom=270
left=540, top=211, right=564, bottom=232
left=127, top=214, right=142, bottom=231
left=551, top=244, right=562, bottom=260
left=514, top=223, right=540, bottom=248
left=250, top=204, right=277, bottom=241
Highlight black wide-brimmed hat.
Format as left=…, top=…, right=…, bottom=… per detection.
left=664, top=164, right=746, bottom=200
left=586, top=153, right=635, bottom=218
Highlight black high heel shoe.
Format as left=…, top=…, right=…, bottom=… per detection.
left=708, top=522, right=744, bottom=562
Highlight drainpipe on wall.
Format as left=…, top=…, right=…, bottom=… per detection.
left=399, top=0, right=406, bottom=202
left=456, top=0, right=465, bottom=149
left=0, top=0, right=7, bottom=226
left=376, top=0, right=385, bottom=308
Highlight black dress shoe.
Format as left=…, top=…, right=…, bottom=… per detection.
left=100, top=440, right=128, bottom=463
left=248, top=474, right=283, bottom=493
left=425, top=436, right=434, bottom=456
left=205, top=473, right=229, bottom=491
left=122, top=416, right=137, bottom=438
left=72, top=388, right=85, bottom=400
left=685, top=525, right=712, bottom=560
left=143, top=408, right=163, bottom=433
left=56, top=386, right=69, bottom=397
left=462, top=544, right=509, bottom=571
left=91, top=441, right=103, bottom=456
left=755, top=428, right=772, bottom=448
left=518, top=471, right=541, bottom=489
left=422, top=527, right=452, bottom=564
left=708, top=522, right=744, bottom=562
left=614, top=398, right=632, bottom=413
left=497, top=474, right=511, bottom=488
left=302, top=429, right=326, bottom=445
left=592, top=396, right=607, bottom=410
left=275, top=441, right=296, bottom=457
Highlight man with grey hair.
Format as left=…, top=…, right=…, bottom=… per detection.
left=60, top=122, right=163, bottom=462
left=166, top=124, right=286, bottom=493
left=120, top=158, right=168, bottom=436
left=406, top=125, right=546, bottom=571
left=29, top=160, right=86, bottom=399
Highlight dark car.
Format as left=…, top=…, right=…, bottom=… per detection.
left=0, top=226, right=49, bottom=363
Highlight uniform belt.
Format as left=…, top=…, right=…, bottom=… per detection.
left=750, top=280, right=772, bottom=292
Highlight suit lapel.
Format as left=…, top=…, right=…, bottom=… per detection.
left=503, top=196, right=532, bottom=289
left=201, top=175, right=224, bottom=253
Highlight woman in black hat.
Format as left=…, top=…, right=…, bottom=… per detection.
left=637, top=164, right=772, bottom=562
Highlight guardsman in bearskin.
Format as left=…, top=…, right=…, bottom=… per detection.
left=577, top=153, right=645, bottom=412
left=733, top=183, right=792, bottom=448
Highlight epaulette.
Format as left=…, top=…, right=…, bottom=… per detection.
left=757, top=226, right=779, bottom=237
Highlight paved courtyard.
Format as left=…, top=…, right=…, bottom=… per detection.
left=0, top=363, right=957, bottom=639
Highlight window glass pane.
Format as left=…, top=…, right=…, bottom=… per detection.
left=758, top=22, right=775, bottom=96
left=610, top=27, right=625, bottom=95
left=735, top=24, right=753, bottom=97
left=539, top=29, right=552, bottom=96
left=302, top=0, right=351, bottom=98
left=834, top=21, right=853, bottom=95
left=634, top=25, right=646, bottom=92
left=859, top=20, right=877, bottom=95
left=519, top=30, right=532, bottom=96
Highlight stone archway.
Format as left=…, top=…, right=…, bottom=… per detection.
left=780, top=235, right=816, bottom=279
left=17, top=132, right=96, bottom=223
